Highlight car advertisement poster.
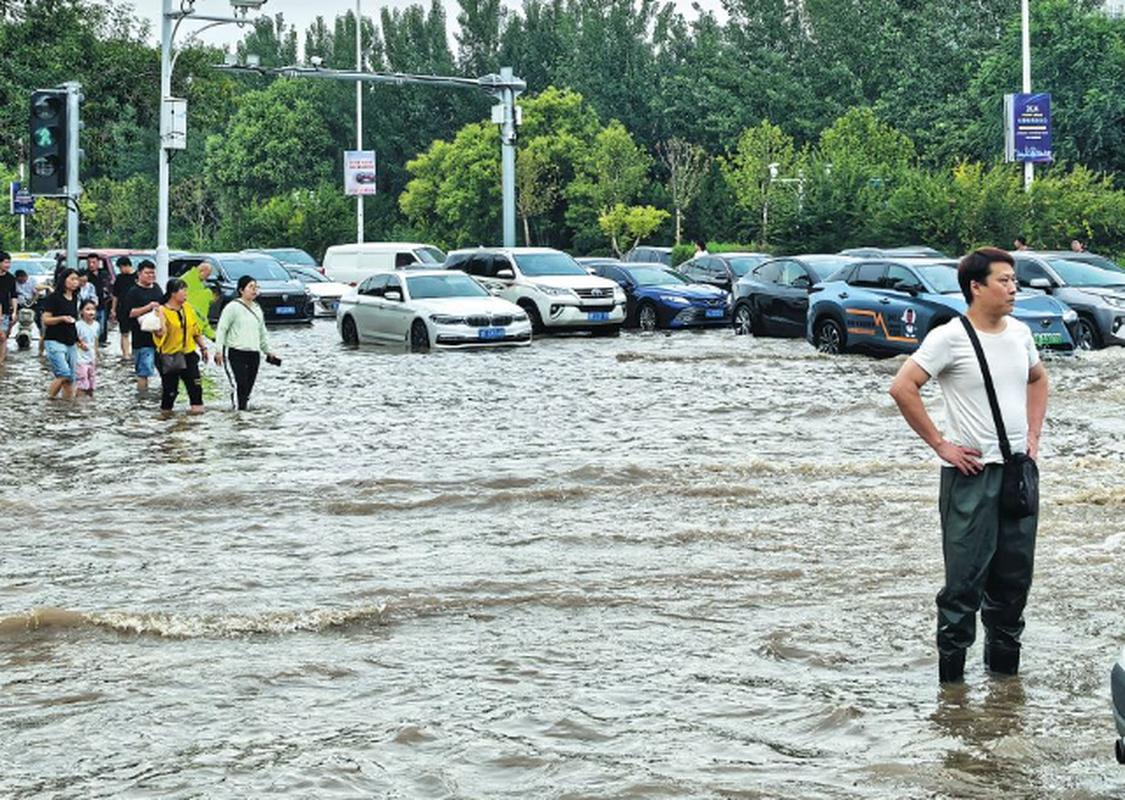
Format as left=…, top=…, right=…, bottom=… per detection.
left=344, top=150, right=378, bottom=196
left=1004, top=93, right=1052, bottom=163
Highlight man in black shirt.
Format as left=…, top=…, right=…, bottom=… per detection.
left=111, top=256, right=137, bottom=358
left=0, top=252, right=17, bottom=365
left=120, top=260, right=163, bottom=389
left=85, top=253, right=112, bottom=346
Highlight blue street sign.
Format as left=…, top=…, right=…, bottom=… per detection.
left=10, top=181, right=35, bottom=215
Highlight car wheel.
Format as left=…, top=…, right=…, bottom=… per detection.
left=521, top=302, right=545, bottom=334
left=410, top=318, right=431, bottom=352
left=733, top=303, right=755, bottom=336
left=341, top=315, right=359, bottom=346
left=815, top=317, right=844, bottom=355
left=638, top=302, right=659, bottom=332
left=1077, top=317, right=1101, bottom=351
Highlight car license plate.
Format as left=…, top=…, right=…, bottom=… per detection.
left=1033, top=332, right=1063, bottom=345
left=275, top=306, right=296, bottom=315
left=588, top=311, right=609, bottom=322
left=478, top=327, right=505, bottom=340
left=705, top=308, right=724, bottom=318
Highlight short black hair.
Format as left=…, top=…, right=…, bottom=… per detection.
left=0, top=251, right=10, bottom=261
left=137, top=260, right=156, bottom=272
left=80, top=299, right=97, bottom=311
left=86, top=252, right=100, bottom=260
left=958, top=247, right=1014, bottom=305
left=15, top=269, right=28, bottom=279
left=1014, top=236, right=1027, bottom=246
left=117, top=256, right=132, bottom=268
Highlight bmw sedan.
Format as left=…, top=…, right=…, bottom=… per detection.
left=337, top=269, right=531, bottom=350
left=1014, top=251, right=1125, bottom=349
left=807, top=258, right=1077, bottom=356
left=732, top=255, right=858, bottom=337
left=592, top=262, right=730, bottom=330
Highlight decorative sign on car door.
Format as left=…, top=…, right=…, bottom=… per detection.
left=344, top=150, right=378, bottom=196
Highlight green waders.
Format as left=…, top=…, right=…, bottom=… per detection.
left=937, top=464, right=1037, bottom=682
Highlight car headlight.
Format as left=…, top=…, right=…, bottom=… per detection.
left=659, top=295, right=690, bottom=305
left=429, top=314, right=466, bottom=325
left=613, top=287, right=626, bottom=302
left=1062, top=309, right=1078, bottom=324
left=512, top=312, right=528, bottom=322
left=534, top=283, right=576, bottom=298
left=1103, top=295, right=1125, bottom=309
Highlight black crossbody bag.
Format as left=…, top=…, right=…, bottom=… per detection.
left=959, top=316, right=1039, bottom=519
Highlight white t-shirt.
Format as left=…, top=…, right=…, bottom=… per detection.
left=75, top=319, right=99, bottom=364
left=910, top=317, right=1039, bottom=464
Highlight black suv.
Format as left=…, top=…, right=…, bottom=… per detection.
left=169, top=253, right=312, bottom=324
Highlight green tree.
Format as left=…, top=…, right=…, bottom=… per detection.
left=721, top=121, right=796, bottom=245
left=567, top=120, right=653, bottom=251
left=657, top=138, right=709, bottom=245
left=598, top=203, right=669, bottom=256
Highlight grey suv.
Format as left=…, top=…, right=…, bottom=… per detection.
left=1013, top=251, right=1125, bottom=349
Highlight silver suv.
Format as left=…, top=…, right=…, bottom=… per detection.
left=445, top=247, right=626, bottom=334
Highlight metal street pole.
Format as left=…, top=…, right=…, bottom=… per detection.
left=1022, top=0, right=1033, bottom=192
left=18, top=162, right=25, bottom=251
left=355, top=0, right=364, bottom=244
left=500, top=67, right=516, bottom=248
left=156, top=0, right=174, bottom=287
left=65, top=82, right=81, bottom=271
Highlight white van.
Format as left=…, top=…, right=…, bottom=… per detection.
left=322, top=242, right=446, bottom=285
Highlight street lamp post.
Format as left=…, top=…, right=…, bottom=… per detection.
left=1021, top=0, right=1033, bottom=192
left=355, top=0, right=364, bottom=244
left=157, top=0, right=265, bottom=287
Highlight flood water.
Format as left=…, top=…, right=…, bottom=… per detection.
left=2, top=323, right=1123, bottom=798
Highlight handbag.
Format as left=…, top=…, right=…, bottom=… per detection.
left=959, top=317, right=1039, bottom=519
left=159, top=308, right=189, bottom=373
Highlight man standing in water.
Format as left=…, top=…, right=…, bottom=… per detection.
left=889, top=247, right=1048, bottom=684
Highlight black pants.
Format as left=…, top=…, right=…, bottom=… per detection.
left=937, top=465, right=1037, bottom=660
left=160, top=351, right=203, bottom=410
left=226, top=348, right=260, bottom=411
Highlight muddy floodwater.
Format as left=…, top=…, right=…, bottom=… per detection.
left=2, top=323, right=1123, bottom=799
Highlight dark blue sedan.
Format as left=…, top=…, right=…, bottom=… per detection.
left=807, top=258, right=1078, bottom=356
left=592, top=262, right=731, bottom=330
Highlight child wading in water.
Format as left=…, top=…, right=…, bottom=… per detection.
left=75, top=299, right=100, bottom=397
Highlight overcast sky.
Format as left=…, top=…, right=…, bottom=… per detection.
left=129, top=0, right=726, bottom=49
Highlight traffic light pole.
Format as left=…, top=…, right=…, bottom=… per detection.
left=64, top=82, right=81, bottom=271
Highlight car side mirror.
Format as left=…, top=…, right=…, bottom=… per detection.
left=1029, top=278, right=1052, bottom=290
left=585, top=267, right=597, bottom=275
left=384, top=289, right=403, bottom=302
left=496, top=268, right=515, bottom=280
left=792, top=275, right=811, bottom=289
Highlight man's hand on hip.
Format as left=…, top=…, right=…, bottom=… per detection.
left=935, top=441, right=983, bottom=475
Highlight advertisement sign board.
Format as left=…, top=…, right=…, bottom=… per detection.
left=1004, top=93, right=1052, bottom=163
left=9, top=181, right=34, bottom=215
left=344, top=150, right=377, bottom=196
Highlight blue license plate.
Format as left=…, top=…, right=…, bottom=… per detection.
left=588, top=311, right=609, bottom=322
left=478, top=327, right=505, bottom=340
left=275, top=306, right=296, bottom=315
left=705, top=308, right=724, bottom=318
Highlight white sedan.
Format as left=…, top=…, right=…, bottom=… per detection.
left=337, top=269, right=532, bottom=350
left=284, top=265, right=351, bottom=317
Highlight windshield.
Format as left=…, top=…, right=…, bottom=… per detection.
left=13, top=259, right=50, bottom=275
left=728, top=256, right=769, bottom=277
left=407, top=273, right=489, bottom=299
left=287, top=266, right=327, bottom=284
left=1066, top=253, right=1123, bottom=273
left=221, top=258, right=292, bottom=282
left=262, top=248, right=318, bottom=267
left=625, top=266, right=688, bottom=287
left=916, top=265, right=963, bottom=294
left=514, top=252, right=587, bottom=277
left=414, top=247, right=446, bottom=264
left=1046, top=258, right=1125, bottom=287
left=805, top=257, right=854, bottom=281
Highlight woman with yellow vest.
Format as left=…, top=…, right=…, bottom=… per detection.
left=153, top=278, right=210, bottom=415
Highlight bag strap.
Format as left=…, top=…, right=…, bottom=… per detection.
left=959, top=316, right=1012, bottom=462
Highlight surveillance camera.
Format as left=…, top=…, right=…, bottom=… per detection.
left=230, top=0, right=267, bottom=10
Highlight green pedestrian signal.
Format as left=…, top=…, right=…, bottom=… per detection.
left=28, top=89, right=68, bottom=196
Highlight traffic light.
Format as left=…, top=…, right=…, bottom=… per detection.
left=29, top=89, right=68, bottom=196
